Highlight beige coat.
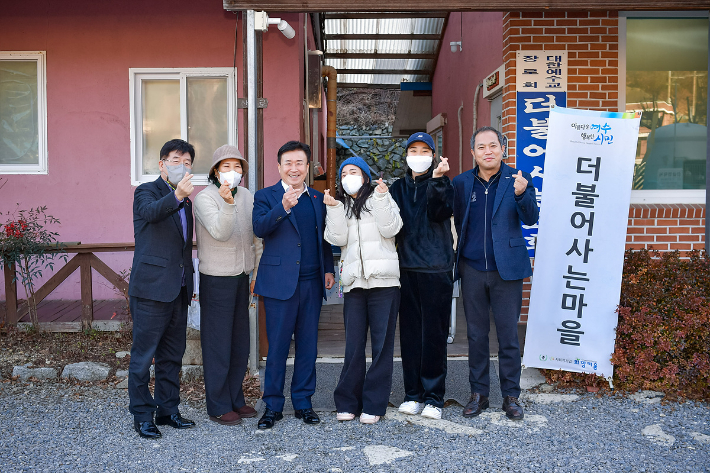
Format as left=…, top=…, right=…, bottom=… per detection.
left=324, top=191, right=402, bottom=293
left=194, top=184, right=262, bottom=278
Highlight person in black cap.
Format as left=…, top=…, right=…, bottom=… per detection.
left=389, top=132, right=454, bottom=420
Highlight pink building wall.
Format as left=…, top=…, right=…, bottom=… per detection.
left=431, top=12, right=504, bottom=176
left=1, top=1, right=306, bottom=300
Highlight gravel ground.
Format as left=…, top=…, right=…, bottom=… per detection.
left=0, top=381, right=708, bottom=473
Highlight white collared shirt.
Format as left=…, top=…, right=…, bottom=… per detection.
left=281, top=180, right=309, bottom=213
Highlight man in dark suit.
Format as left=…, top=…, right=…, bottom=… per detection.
left=452, top=127, right=539, bottom=421
left=252, top=141, right=335, bottom=430
left=128, top=139, right=197, bottom=439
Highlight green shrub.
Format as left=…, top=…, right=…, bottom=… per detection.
left=542, top=249, right=710, bottom=400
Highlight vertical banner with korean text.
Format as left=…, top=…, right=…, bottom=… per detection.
left=516, top=51, right=567, bottom=256
left=522, top=107, right=641, bottom=378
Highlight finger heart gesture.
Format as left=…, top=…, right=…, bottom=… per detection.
left=513, top=170, right=528, bottom=196
left=323, top=189, right=338, bottom=206
left=433, top=157, right=450, bottom=178
left=219, top=180, right=234, bottom=204
left=375, top=178, right=388, bottom=194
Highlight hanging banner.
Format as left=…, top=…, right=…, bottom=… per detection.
left=516, top=51, right=568, bottom=256
left=522, top=106, right=641, bottom=378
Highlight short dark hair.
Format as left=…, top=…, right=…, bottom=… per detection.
left=470, top=127, right=506, bottom=151
left=160, top=139, right=195, bottom=163
left=277, top=141, right=311, bottom=164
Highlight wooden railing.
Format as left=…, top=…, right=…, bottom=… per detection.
left=3, top=243, right=135, bottom=329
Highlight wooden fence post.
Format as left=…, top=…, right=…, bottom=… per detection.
left=79, top=254, right=93, bottom=330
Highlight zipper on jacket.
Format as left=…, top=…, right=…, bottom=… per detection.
left=483, top=189, right=489, bottom=270
left=475, top=172, right=500, bottom=271
left=356, top=218, right=365, bottom=278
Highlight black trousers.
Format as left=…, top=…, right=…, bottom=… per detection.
left=129, top=287, right=188, bottom=422
left=334, top=286, right=400, bottom=416
left=199, top=273, right=250, bottom=417
left=399, top=270, right=453, bottom=408
left=460, top=260, right=523, bottom=398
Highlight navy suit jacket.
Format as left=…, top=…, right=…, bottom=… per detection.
left=452, top=163, right=539, bottom=281
left=128, top=177, right=194, bottom=302
left=252, top=182, right=334, bottom=301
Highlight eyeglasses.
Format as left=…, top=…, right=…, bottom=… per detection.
left=162, top=158, right=192, bottom=167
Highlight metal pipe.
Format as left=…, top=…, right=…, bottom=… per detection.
left=473, top=82, right=482, bottom=135
left=246, top=10, right=258, bottom=194
left=458, top=102, right=463, bottom=174
left=321, top=65, right=338, bottom=191
left=245, top=10, right=259, bottom=374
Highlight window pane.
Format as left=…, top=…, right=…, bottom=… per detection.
left=626, top=18, right=708, bottom=190
left=187, top=78, right=228, bottom=175
left=142, top=79, right=180, bottom=175
left=0, top=60, right=39, bottom=165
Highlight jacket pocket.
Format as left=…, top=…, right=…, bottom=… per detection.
left=260, top=254, right=281, bottom=266
left=509, top=237, right=527, bottom=248
left=141, top=255, right=168, bottom=267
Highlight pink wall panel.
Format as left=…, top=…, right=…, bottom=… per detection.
left=432, top=12, right=504, bottom=176
left=0, top=1, right=305, bottom=300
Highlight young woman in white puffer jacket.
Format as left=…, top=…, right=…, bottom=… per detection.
left=324, top=156, right=403, bottom=425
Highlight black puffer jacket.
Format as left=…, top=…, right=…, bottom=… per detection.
left=389, top=167, right=454, bottom=273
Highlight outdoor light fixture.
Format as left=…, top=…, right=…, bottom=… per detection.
left=450, top=41, right=462, bottom=53
left=254, top=11, right=295, bottom=39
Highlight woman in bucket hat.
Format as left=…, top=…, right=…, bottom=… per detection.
left=193, top=145, right=262, bottom=426
left=324, top=156, right=403, bottom=425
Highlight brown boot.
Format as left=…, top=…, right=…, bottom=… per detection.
left=209, top=411, right=242, bottom=425
left=502, top=396, right=524, bottom=420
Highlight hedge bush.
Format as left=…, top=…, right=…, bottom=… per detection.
left=542, top=249, right=710, bottom=400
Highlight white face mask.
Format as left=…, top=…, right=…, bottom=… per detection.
left=341, top=174, right=364, bottom=196
left=406, top=155, right=433, bottom=173
left=217, top=170, right=241, bottom=189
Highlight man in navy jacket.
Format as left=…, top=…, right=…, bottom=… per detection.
left=128, top=139, right=197, bottom=439
left=252, top=141, right=335, bottom=430
left=452, top=127, right=539, bottom=421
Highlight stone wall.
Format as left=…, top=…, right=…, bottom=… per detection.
left=336, top=125, right=407, bottom=183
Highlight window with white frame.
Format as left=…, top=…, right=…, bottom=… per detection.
left=620, top=12, right=708, bottom=204
left=0, top=51, right=47, bottom=174
left=129, top=68, right=237, bottom=185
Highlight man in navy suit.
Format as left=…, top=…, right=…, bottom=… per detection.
left=252, top=141, right=335, bottom=430
left=452, top=127, right=539, bottom=421
left=128, top=139, right=197, bottom=439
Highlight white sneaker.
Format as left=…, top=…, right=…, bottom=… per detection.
left=421, top=404, right=442, bottom=420
left=398, top=401, right=424, bottom=415
left=359, top=413, right=380, bottom=424
left=336, top=412, right=355, bottom=421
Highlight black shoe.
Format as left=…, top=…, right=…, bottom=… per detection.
left=155, top=412, right=196, bottom=429
left=134, top=420, right=162, bottom=439
left=294, top=408, right=320, bottom=425
left=462, top=393, right=489, bottom=418
left=502, top=396, right=524, bottom=420
left=257, top=408, right=283, bottom=430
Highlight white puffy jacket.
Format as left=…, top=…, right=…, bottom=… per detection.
left=324, top=191, right=403, bottom=293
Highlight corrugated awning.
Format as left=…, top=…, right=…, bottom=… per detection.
left=321, top=12, right=448, bottom=88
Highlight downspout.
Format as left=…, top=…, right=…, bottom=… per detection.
left=472, top=82, right=482, bottom=135
left=321, top=65, right=337, bottom=191
left=457, top=102, right=464, bottom=173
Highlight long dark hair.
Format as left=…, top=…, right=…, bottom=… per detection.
left=335, top=173, right=375, bottom=219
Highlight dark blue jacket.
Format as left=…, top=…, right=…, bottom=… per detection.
left=129, top=177, right=194, bottom=302
left=252, top=183, right=335, bottom=301
left=452, top=163, right=539, bottom=281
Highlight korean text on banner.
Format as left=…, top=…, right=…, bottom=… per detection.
left=522, top=107, right=641, bottom=378
left=515, top=51, right=568, bottom=256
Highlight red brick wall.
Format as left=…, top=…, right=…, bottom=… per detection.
left=502, top=10, right=619, bottom=163
left=502, top=12, right=706, bottom=322
left=626, top=205, right=706, bottom=253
